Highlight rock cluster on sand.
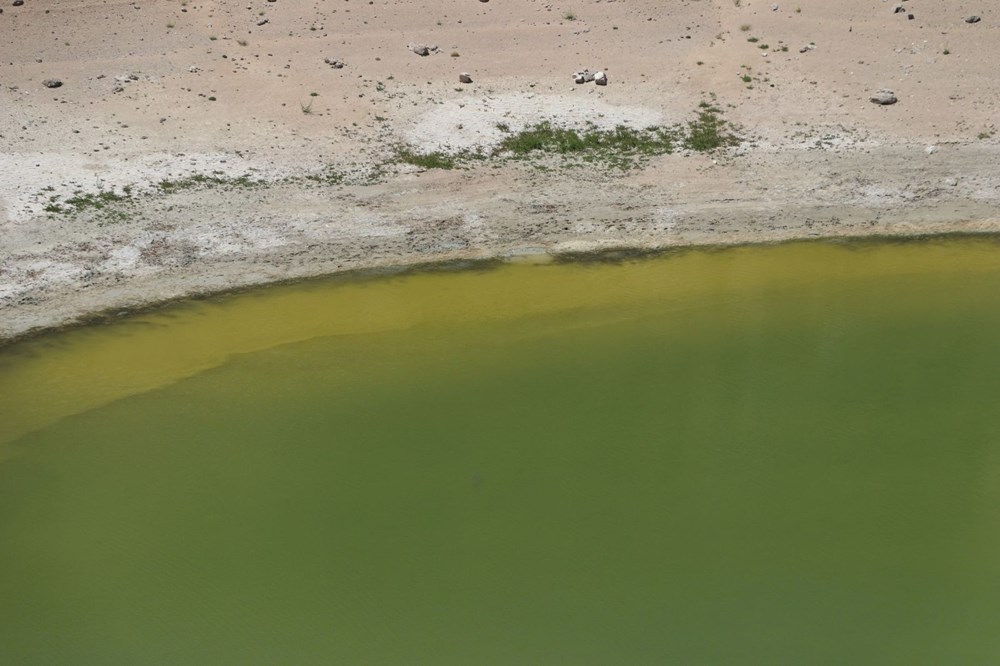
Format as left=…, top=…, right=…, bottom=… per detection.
left=42, top=78, right=62, bottom=88
left=324, top=57, right=345, bottom=69
left=574, top=69, right=608, bottom=85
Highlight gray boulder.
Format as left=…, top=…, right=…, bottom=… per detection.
left=870, top=89, right=898, bottom=105
left=42, top=78, right=62, bottom=88
left=408, top=43, right=438, bottom=56
left=965, top=15, right=981, bottom=23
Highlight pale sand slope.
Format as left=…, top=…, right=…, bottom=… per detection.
left=1, top=0, right=999, bottom=339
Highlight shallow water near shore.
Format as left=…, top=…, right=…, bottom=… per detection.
left=2, top=238, right=1000, bottom=663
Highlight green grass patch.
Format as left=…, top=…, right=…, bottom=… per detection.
left=386, top=103, right=740, bottom=173
left=63, top=189, right=130, bottom=212
left=491, top=122, right=680, bottom=165
left=395, top=149, right=457, bottom=170
left=156, top=173, right=260, bottom=193
left=683, top=108, right=739, bottom=152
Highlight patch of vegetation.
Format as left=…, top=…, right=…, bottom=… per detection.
left=156, top=173, right=260, bottom=193
left=978, top=129, right=996, bottom=140
left=395, top=149, right=457, bottom=170
left=747, top=36, right=759, bottom=43
left=384, top=103, right=740, bottom=173
left=64, top=189, right=130, bottom=213
left=683, top=106, right=739, bottom=152
left=303, top=167, right=346, bottom=185
left=564, top=11, right=576, bottom=21
left=492, top=122, right=660, bottom=165
left=38, top=187, right=137, bottom=223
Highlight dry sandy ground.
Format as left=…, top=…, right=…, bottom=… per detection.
left=2, top=0, right=999, bottom=340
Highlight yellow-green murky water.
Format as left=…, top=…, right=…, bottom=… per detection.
left=2, top=239, right=1000, bottom=664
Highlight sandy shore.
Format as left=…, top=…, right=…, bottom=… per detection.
left=2, top=0, right=999, bottom=341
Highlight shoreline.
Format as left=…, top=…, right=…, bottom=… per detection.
left=3, top=194, right=999, bottom=348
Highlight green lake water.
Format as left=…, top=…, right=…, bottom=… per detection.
left=2, top=238, right=1000, bottom=664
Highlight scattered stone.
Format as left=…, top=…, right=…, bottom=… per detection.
left=42, top=78, right=62, bottom=88
left=188, top=65, right=200, bottom=73
left=799, top=43, right=816, bottom=53
left=907, top=13, right=915, bottom=20
left=458, top=72, right=472, bottom=84
left=573, top=69, right=596, bottom=84
left=256, top=18, right=268, bottom=26
left=594, top=71, right=608, bottom=85
left=965, top=15, right=981, bottom=24
left=892, top=4, right=905, bottom=14
left=870, top=89, right=898, bottom=105
left=772, top=3, right=779, bottom=10
left=944, top=177, right=958, bottom=187
left=408, top=43, right=438, bottom=56
left=13, top=0, right=24, bottom=6
left=925, top=145, right=937, bottom=155
left=324, top=57, right=345, bottom=68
